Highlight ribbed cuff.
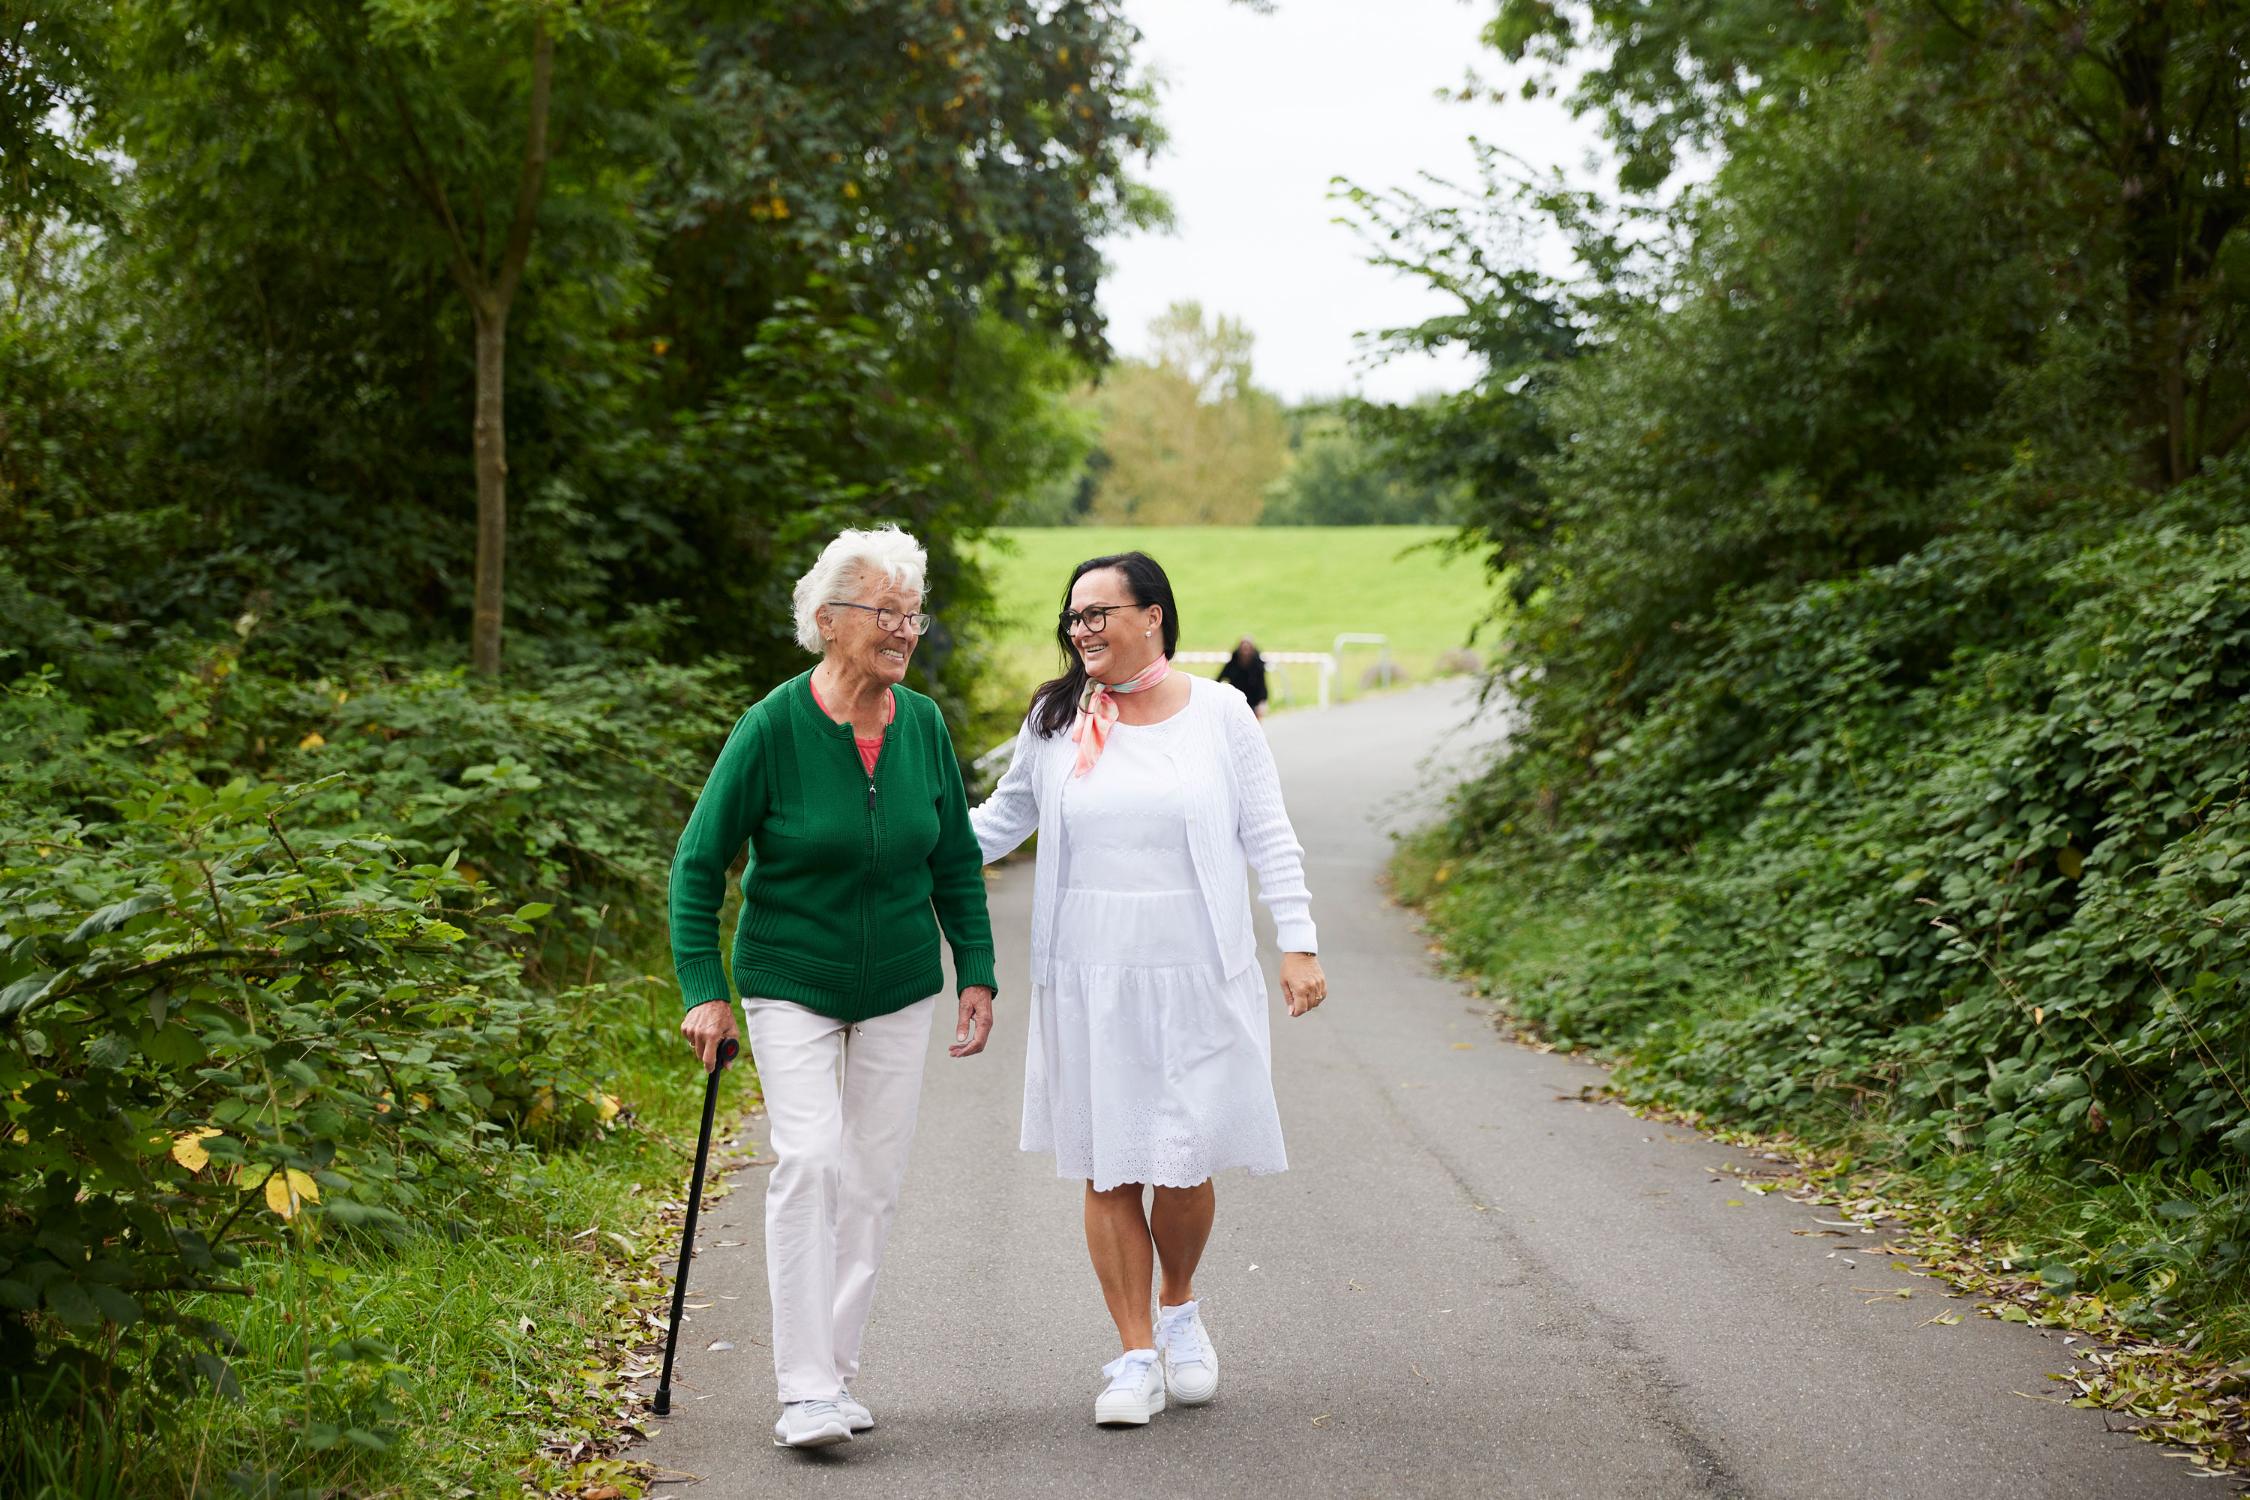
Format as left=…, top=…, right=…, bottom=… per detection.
left=674, top=954, right=733, bottom=1011
left=953, top=948, right=998, bottom=995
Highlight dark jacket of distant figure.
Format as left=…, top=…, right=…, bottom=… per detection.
left=1216, top=650, right=1268, bottom=710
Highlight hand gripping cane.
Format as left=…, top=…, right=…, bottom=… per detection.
left=652, top=1035, right=738, bottom=1418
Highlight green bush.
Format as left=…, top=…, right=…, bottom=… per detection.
left=1412, top=467, right=2250, bottom=1337
left=0, top=767, right=597, bottom=1413
left=0, top=624, right=751, bottom=1457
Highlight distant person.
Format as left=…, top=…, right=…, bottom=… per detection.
left=1215, top=637, right=1269, bottom=718
left=669, top=525, right=997, bottom=1451
left=972, top=552, right=1327, bottom=1429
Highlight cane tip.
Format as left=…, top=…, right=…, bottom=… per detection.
left=653, top=1388, right=671, bottom=1417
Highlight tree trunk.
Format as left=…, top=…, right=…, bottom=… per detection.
left=2114, top=3, right=2184, bottom=487
left=464, top=18, right=553, bottom=677
left=471, top=299, right=509, bottom=677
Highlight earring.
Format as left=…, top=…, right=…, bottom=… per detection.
left=1144, top=630, right=1152, bottom=638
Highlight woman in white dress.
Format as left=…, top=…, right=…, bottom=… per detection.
left=972, top=551, right=1328, bottom=1428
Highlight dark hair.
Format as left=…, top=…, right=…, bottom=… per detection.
left=1030, top=552, right=1182, bottom=737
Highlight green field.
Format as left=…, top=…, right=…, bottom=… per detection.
left=967, top=526, right=1498, bottom=730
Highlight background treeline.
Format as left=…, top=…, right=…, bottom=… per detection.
left=1003, top=299, right=1465, bottom=525
left=1386, top=2, right=2250, bottom=1354
left=2, top=1, right=1156, bottom=1489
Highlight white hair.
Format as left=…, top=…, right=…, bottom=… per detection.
left=792, top=525, right=929, bottom=653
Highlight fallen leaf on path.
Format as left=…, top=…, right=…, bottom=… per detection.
left=705, top=1340, right=734, bottom=1351
left=1309, top=1414, right=1329, bottom=1427
left=1925, top=1312, right=1964, bottom=1326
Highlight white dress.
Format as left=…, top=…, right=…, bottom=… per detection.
left=1024, top=712, right=1289, bottom=1191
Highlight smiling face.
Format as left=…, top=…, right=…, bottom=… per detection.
left=820, top=570, right=923, bottom=686
left=1066, top=567, right=1163, bottom=683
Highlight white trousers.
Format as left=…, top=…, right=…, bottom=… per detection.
left=740, top=993, right=936, bottom=1403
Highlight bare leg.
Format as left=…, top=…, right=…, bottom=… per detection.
left=1150, top=1180, right=1215, bottom=1307
left=1084, top=1182, right=1156, bottom=1351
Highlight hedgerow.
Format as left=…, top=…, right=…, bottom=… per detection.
left=0, top=640, right=742, bottom=1460
left=1408, top=468, right=2250, bottom=1337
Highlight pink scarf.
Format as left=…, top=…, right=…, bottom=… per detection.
left=1071, top=656, right=1173, bottom=777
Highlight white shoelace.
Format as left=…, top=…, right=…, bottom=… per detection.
left=1101, top=1350, right=1158, bottom=1389
left=1159, top=1307, right=1213, bottom=1367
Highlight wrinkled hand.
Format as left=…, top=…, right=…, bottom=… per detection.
left=950, top=985, right=995, bottom=1058
left=1281, top=952, right=1327, bottom=1017
left=680, top=998, right=740, bottom=1072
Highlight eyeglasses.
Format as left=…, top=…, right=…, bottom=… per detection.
left=1059, top=604, right=1136, bottom=634
left=827, top=601, right=933, bottom=635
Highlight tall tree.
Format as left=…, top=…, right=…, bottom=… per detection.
left=1087, top=301, right=1287, bottom=524
left=1489, top=0, right=2250, bottom=487
left=110, top=0, right=673, bottom=674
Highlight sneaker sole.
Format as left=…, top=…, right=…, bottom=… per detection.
left=1095, top=1389, right=1166, bottom=1426
left=773, top=1425, right=853, bottom=1449
left=1169, top=1376, right=1217, bottom=1406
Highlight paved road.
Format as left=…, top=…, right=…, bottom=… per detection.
left=636, top=681, right=2200, bottom=1499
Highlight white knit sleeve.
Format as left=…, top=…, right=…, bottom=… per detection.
left=969, top=715, right=1041, bottom=864
left=1224, top=693, right=1317, bottom=953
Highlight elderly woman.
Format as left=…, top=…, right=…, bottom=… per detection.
left=669, top=524, right=997, bottom=1450
left=971, top=551, right=1326, bottom=1428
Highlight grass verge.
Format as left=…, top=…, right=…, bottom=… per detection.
left=10, top=968, right=757, bottom=1500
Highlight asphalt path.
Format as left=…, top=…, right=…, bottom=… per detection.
left=635, top=680, right=2202, bottom=1499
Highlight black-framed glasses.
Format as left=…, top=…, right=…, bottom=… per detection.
left=827, top=601, right=933, bottom=635
left=1059, top=604, right=1135, bottom=634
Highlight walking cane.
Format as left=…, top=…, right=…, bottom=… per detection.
left=652, top=1035, right=739, bottom=1418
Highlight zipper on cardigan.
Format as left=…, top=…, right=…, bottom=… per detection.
left=858, top=719, right=886, bottom=998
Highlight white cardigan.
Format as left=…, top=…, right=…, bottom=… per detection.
left=971, top=675, right=1318, bottom=989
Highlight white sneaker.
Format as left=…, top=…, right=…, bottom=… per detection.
left=772, top=1399, right=853, bottom=1448
left=1157, top=1300, right=1219, bottom=1405
left=1095, top=1348, right=1165, bottom=1426
left=837, top=1392, right=875, bottom=1433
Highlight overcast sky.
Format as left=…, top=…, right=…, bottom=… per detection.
left=1095, top=0, right=1605, bottom=405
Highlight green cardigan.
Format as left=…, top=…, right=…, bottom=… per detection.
left=667, top=671, right=998, bottom=1022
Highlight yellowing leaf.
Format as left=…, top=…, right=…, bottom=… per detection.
left=593, top=1092, right=622, bottom=1123
left=264, top=1172, right=297, bottom=1219
left=262, top=1168, right=321, bottom=1220
left=171, top=1127, right=222, bottom=1172
left=298, top=732, right=326, bottom=750
left=2057, top=844, right=2085, bottom=879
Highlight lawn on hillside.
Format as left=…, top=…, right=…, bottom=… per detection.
left=965, top=526, right=1500, bottom=734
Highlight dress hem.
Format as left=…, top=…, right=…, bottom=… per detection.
left=1029, top=1153, right=1290, bottom=1194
